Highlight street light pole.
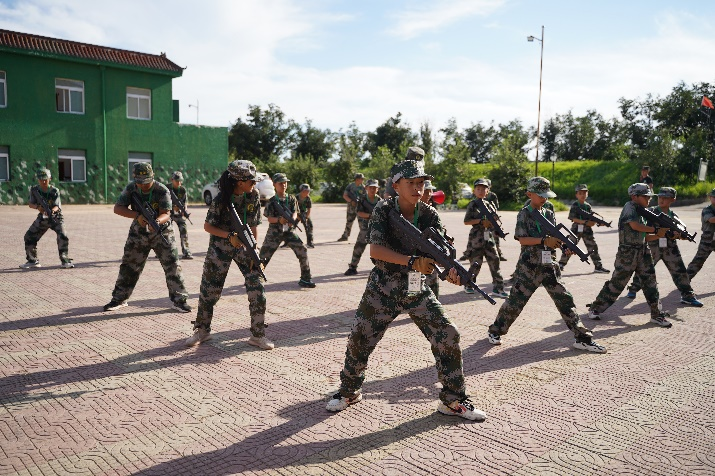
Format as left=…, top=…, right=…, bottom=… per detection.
left=528, top=26, right=544, bottom=177
left=188, top=99, right=199, bottom=126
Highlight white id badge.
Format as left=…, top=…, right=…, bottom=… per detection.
left=484, top=231, right=491, bottom=241
left=577, top=224, right=584, bottom=233
left=659, top=237, right=667, bottom=248
left=282, top=224, right=290, bottom=232
left=541, top=250, right=553, bottom=264
left=408, top=271, right=422, bottom=294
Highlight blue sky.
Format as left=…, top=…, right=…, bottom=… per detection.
left=1, top=0, right=713, bottom=140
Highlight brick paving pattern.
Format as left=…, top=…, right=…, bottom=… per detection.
left=1, top=202, right=713, bottom=475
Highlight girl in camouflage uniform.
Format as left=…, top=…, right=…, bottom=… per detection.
left=327, top=159, right=486, bottom=421
left=186, top=160, right=272, bottom=349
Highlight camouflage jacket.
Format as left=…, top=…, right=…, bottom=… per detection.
left=618, top=201, right=647, bottom=246
left=170, top=185, right=188, bottom=217
left=264, top=194, right=299, bottom=230
left=344, top=182, right=365, bottom=203
left=701, top=204, right=715, bottom=237
left=29, top=185, right=62, bottom=218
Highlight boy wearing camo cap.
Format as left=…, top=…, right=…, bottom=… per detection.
left=626, top=187, right=702, bottom=307
left=686, top=188, right=715, bottom=279
left=345, top=179, right=380, bottom=276
left=338, top=173, right=366, bottom=241
left=19, top=168, right=74, bottom=269
left=328, top=158, right=486, bottom=421
left=487, top=177, right=606, bottom=353
left=169, top=171, right=192, bottom=259
left=297, top=184, right=314, bottom=248
left=558, top=184, right=609, bottom=274
left=259, top=173, right=316, bottom=288
left=588, top=183, right=673, bottom=327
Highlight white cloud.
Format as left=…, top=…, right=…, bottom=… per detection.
left=389, top=0, right=506, bottom=40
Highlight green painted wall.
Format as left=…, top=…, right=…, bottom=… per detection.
left=0, top=48, right=228, bottom=205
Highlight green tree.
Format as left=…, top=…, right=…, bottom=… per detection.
left=364, top=112, right=418, bottom=164
left=488, top=134, right=530, bottom=204
left=464, top=121, right=498, bottom=163
left=434, top=118, right=470, bottom=202
left=283, top=155, right=321, bottom=193
left=322, top=124, right=365, bottom=202
left=228, top=104, right=296, bottom=172
left=291, top=119, right=335, bottom=165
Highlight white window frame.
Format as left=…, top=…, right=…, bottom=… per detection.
left=128, top=152, right=153, bottom=182
left=0, top=146, right=9, bottom=181
left=0, top=71, right=6, bottom=108
left=126, top=87, right=151, bottom=120
left=56, top=78, right=85, bottom=114
left=58, top=149, right=86, bottom=182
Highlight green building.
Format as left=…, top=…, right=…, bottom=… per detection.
left=0, top=29, right=228, bottom=205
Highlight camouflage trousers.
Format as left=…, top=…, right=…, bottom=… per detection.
left=339, top=267, right=467, bottom=405
left=630, top=242, right=694, bottom=297
left=341, top=203, right=358, bottom=239
left=111, top=224, right=188, bottom=304
left=591, top=245, right=662, bottom=318
left=466, top=228, right=504, bottom=290
left=194, top=239, right=266, bottom=336
left=494, top=234, right=504, bottom=259
left=686, top=234, right=713, bottom=280
left=304, top=217, right=314, bottom=245
left=425, top=270, right=440, bottom=298
left=259, top=226, right=311, bottom=280
left=24, top=215, right=71, bottom=264
left=349, top=218, right=369, bottom=268
left=558, top=228, right=603, bottom=268
left=489, top=247, right=592, bottom=339
left=171, top=216, right=191, bottom=256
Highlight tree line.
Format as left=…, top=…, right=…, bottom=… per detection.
left=228, top=81, right=715, bottom=204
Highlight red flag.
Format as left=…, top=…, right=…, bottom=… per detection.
left=702, top=96, right=714, bottom=109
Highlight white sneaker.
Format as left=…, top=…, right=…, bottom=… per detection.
left=185, top=328, right=212, bottom=346
left=437, top=398, right=486, bottom=421
left=587, top=309, right=601, bottom=320
left=488, top=332, right=501, bottom=345
left=326, top=392, right=362, bottom=412
left=573, top=339, right=607, bottom=353
left=61, top=262, right=75, bottom=269
left=651, top=313, right=673, bottom=328
left=248, top=336, right=275, bottom=350
left=19, top=261, right=41, bottom=269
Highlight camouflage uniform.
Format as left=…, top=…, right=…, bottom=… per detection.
left=525, top=198, right=554, bottom=212
left=489, top=204, right=593, bottom=340
left=463, top=198, right=505, bottom=291
left=686, top=200, right=715, bottom=279
left=24, top=184, right=72, bottom=265
left=340, top=181, right=365, bottom=239
left=558, top=200, right=604, bottom=269
left=170, top=184, right=191, bottom=257
left=629, top=205, right=695, bottom=298
left=338, top=197, right=468, bottom=405
left=194, top=189, right=267, bottom=336
left=590, top=199, right=663, bottom=318
left=297, top=193, right=314, bottom=246
left=260, top=195, right=312, bottom=280
left=109, top=181, right=189, bottom=305
left=348, top=194, right=380, bottom=269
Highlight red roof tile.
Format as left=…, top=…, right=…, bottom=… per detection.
left=0, top=29, right=184, bottom=74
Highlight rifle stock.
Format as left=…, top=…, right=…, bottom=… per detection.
left=272, top=198, right=302, bottom=231
left=170, top=188, right=193, bottom=225
left=228, top=203, right=266, bottom=280
left=635, top=205, right=697, bottom=242
left=475, top=198, right=508, bottom=238
left=529, top=208, right=590, bottom=263
left=130, top=192, right=171, bottom=247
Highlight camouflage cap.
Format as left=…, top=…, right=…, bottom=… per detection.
left=641, top=165, right=650, bottom=170
left=627, top=183, right=655, bottom=197
left=708, top=188, right=715, bottom=197
left=390, top=159, right=433, bottom=183
left=423, top=180, right=436, bottom=190
left=36, top=168, right=51, bottom=180
left=486, top=178, right=492, bottom=187
left=657, top=187, right=677, bottom=198
left=272, top=172, right=289, bottom=183
left=366, top=179, right=379, bottom=188
left=354, top=173, right=365, bottom=179
left=473, top=178, right=490, bottom=187
left=171, top=171, right=184, bottom=181
left=133, top=162, right=154, bottom=184
left=575, top=184, right=589, bottom=191
left=527, top=176, right=557, bottom=198
left=405, top=146, right=425, bottom=161
left=299, top=183, right=311, bottom=191
left=227, top=160, right=262, bottom=181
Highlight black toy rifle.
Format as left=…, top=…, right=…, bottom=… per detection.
left=130, top=191, right=171, bottom=247
left=361, top=196, right=378, bottom=215
left=272, top=198, right=302, bottom=232
left=169, top=188, right=193, bottom=225
left=228, top=202, right=266, bottom=280
left=635, top=205, right=697, bottom=242
left=576, top=208, right=612, bottom=228
left=345, top=188, right=361, bottom=205
left=475, top=198, right=509, bottom=239
left=31, top=187, right=59, bottom=226
left=529, top=208, right=591, bottom=263
left=387, top=207, right=496, bottom=305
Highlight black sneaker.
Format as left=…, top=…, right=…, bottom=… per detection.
left=344, top=267, right=358, bottom=276
left=298, top=279, right=316, bottom=288
left=337, top=236, right=348, bottom=242
left=307, top=243, right=315, bottom=249
left=573, top=338, right=607, bottom=353
left=594, top=265, right=610, bottom=274
left=182, top=253, right=193, bottom=260
left=103, top=299, right=127, bottom=311
left=173, top=301, right=192, bottom=313
left=488, top=332, right=501, bottom=345
left=499, top=256, right=507, bottom=262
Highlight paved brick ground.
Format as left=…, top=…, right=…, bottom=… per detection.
left=1, top=201, right=713, bottom=475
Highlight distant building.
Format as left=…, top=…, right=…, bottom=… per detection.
left=0, top=29, right=227, bottom=204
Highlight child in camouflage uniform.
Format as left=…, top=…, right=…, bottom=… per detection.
left=337, top=173, right=365, bottom=241
left=327, top=159, right=486, bottom=421
left=186, top=160, right=273, bottom=349
left=588, top=183, right=672, bottom=327
left=345, top=179, right=380, bottom=276
left=421, top=180, right=441, bottom=297
left=20, top=168, right=74, bottom=269
left=259, top=173, right=316, bottom=288
left=297, top=183, right=314, bottom=248
left=686, top=188, right=715, bottom=279
left=463, top=178, right=507, bottom=298
left=626, top=187, right=703, bottom=307
left=103, top=162, right=191, bottom=313
left=487, top=177, right=606, bottom=353
left=558, top=184, right=610, bottom=274
left=485, top=182, right=507, bottom=261
left=169, top=171, right=192, bottom=259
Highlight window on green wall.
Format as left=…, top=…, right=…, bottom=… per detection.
left=0, top=146, right=9, bottom=181
left=58, top=149, right=86, bottom=182
left=128, top=152, right=152, bottom=182
left=127, top=87, right=151, bottom=120
left=56, top=78, right=84, bottom=114
left=0, top=71, right=6, bottom=108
